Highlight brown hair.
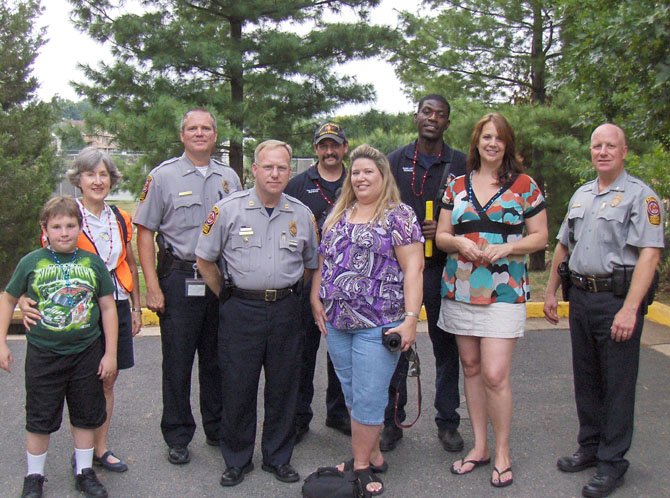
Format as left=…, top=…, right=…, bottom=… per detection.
left=40, top=196, right=82, bottom=229
left=467, top=113, right=524, bottom=184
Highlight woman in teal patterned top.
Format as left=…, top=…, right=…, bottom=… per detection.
left=435, top=113, right=548, bottom=488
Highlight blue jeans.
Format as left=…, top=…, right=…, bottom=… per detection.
left=326, top=321, right=401, bottom=425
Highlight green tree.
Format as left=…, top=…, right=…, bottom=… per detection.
left=561, top=0, right=670, bottom=148
left=393, top=0, right=563, bottom=104
left=54, top=122, right=86, bottom=152
left=337, top=109, right=414, bottom=153
left=52, top=97, right=92, bottom=120
left=68, top=0, right=397, bottom=186
left=0, top=0, right=60, bottom=287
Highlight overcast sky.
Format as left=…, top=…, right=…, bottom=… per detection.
left=33, top=0, right=417, bottom=115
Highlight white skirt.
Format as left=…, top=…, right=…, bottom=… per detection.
left=437, top=299, right=525, bottom=338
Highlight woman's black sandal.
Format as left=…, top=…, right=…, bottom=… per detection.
left=339, top=458, right=388, bottom=474
left=355, top=466, right=384, bottom=496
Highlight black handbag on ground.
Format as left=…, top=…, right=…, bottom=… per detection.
left=302, top=466, right=364, bottom=498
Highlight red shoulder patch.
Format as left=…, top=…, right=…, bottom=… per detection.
left=139, top=175, right=152, bottom=202
left=202, top=206, right=219, bottom=235
left=646, top=196, right=661, bottom=226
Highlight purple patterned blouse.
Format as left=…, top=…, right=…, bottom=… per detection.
left=318, top=203, right=424, bottom=329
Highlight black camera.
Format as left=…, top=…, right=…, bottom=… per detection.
left=381, top=327, right=402, bottom=352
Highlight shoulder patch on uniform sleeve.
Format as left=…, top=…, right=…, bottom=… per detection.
left=202, top=206, right=220, bottom=235
left=139, top=175, right=152, bottom=202
left=646, top=196, right=661, bottom=225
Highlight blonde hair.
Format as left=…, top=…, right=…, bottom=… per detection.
left=322, top=144, right=401, bottom=234
left=253, top=139, right=293, bottom=163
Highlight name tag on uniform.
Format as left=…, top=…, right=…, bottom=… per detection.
left=179, top=191, right=193, bottom=196
left=402, top=166, right=413, bottom=173
left=185, top=278, right=206, bottom=297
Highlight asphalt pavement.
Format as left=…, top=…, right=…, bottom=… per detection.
left=2, top=318, right=669, bottom=498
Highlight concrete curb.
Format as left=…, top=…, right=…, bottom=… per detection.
left=139, top=301, right=667, bottom=326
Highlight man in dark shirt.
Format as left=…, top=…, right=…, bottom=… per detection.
left=383, top=95, right=467, bottom=453
left=284, top=123, right=351, bottom=443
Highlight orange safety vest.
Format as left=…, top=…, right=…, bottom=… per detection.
left=41, top=205, right=134, bottom=294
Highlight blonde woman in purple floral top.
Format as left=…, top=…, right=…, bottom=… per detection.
left=311, top=144, right=424, bottom=496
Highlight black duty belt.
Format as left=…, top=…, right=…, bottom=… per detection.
left=231, top=283, right=299, bottom=302
left=570, top=272, right=613, bottom=293
left=171, top=259, right=197, bottom=272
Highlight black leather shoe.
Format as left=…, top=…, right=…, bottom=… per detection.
left=379, top=424, right=403, bottom=452
left=74, top=468, right=108, bottom=498
left=438, top=428, right=464, bottom=452
left=205, top=437, right=220, bottom=447
left=325, top=417, right=352, bottom=436
left=557, top=451, right=597, bottom=473
left=582, top=472, right=624, bottom=498
left=294, top=424, right=310, bottom=444
left=21, top=474, right=46, bottom=498
left=167, top=445, right=190, bottom=465
left=262, top=463, right=300, bottom=483
left=220, top=461, right=254, bottom=487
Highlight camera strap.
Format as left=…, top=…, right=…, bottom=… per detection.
left=393, top=346, right=422, bottom=429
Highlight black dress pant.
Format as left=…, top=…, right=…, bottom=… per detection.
left=218, top=294, right=303, bottom=468
left=159, top=268, right=222, bottom=446
left=568, top=287, right=643, bottom=478
left=384, top=262, right=461, bottom=430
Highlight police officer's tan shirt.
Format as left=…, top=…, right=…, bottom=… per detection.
left=196, top=188, right=319, bottom=290
left=134, top=154, right=242, bottom=261
left=557, top=171, right=665, bottom=275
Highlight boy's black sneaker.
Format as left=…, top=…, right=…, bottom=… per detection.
left=75, top=468, right=108, bottom=498
left=21, top=474, right=46, bottom=498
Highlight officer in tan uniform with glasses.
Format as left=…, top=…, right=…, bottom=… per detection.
left=196, top=139, right=319, bottom=488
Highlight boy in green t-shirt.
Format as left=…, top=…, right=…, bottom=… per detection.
left=0, top=197, right=118, bottom=498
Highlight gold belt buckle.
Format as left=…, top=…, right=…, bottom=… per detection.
left=586, top=276, right=598, bottom=292
left=264, top=289, right=277, bottom=301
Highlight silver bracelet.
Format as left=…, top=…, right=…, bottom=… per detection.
left=131, top=308, right=142, bottom=313
left=404, top=311, right=419, bottom=319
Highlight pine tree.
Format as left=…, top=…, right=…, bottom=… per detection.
left=0, top=0, right=60, bottom=287
left=68, top=0, right=396, bottom=182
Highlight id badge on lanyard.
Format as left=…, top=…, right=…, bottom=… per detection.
left=185, top=263, right=206, bottom=297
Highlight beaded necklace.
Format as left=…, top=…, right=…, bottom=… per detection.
left=312, top=179, right=335, bottom=206
left=81, top=202, right=115, bottom=265
left=49, top=247, right=79, bottom=305
left=411, top=141, right=442, bottom=197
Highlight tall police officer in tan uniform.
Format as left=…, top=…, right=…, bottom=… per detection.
left=134, top=109, right=242, bottom=465
left=544, top=124, right=664, bottom=498
left=196, top=140, right=319, bottom=488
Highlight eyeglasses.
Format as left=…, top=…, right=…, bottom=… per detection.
left=258, top=164, right=290, bottom=174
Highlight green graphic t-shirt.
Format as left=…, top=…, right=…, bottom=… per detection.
left=5, top=248, right=115, bottom=355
